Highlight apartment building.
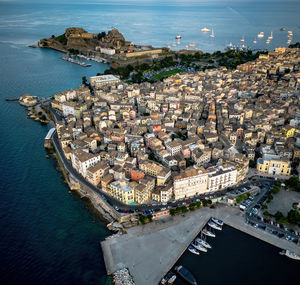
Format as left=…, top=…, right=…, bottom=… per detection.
left=70, top=149, right=101, bottom=178
left=207, top=163, right=237, bottom=192
left=173, top=168, right=208, bottom=200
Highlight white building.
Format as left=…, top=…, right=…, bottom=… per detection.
left=100, top=47, right=115, bottom=55
left=207, top=163, right=237, bottom=192
left=62, top=101, right=76, bottom=117
left=70, top=149, right=101, bottom=178
left=173, top=168, right=208, bottom=200
left=166, top=141, right=182, bottom=156
left=160, top=184, right=173, bottom=203
left=90, top=75, right=120, bottom=88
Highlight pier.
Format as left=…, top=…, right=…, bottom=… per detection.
left=101, top=205, right=300, bottom=285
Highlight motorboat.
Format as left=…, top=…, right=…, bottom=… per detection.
left=189, top=43, right=196, bottom=47
left=202, top=228, right=216, bottom=237
left=280, top=250, right=300, bottom=261
left=188, top=245, right=200, bottom=255
left=175, top=35, right=181, bottom=40
left=175, top=265, right=197, bottom=285
left=161, top=272, right=177, bottom=285
left=201, top=27, right=210, bottom=32
left=208, top=221, right=222, bottom=231
left=257, top=32, right=264, bottom=38
left=211, top=218, right=223, bottom=226
left=195, top=238, right=212, bottom=249
left=280, top=27, right=286, bottom=31
left=253, top=38, right=257, bottom=44
left=191, top=241, right=207, bottom=252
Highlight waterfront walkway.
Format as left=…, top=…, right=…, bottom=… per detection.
left=101, top=205, right=300, bottom=285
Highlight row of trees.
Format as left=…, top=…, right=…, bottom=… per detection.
left=263, top=209, right=300, bottom=225
left=139, top=214, right=153, bottom=224
left=169, top=199, right=212, bottom=216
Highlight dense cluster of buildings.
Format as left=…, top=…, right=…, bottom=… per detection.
left=51, top=46, right=300, bottom=205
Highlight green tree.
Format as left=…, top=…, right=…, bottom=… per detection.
left=170, top=208, right=177, bottom=216
left=180, top=206, right=188, bottom=213
left=82, top=76, right=88, bottom=86
left=249, top=160, right=256, bottom=168
left=147, top=214, right=153, bottom=222
left=274, top=211, right=284, bottom=221
left=139, top=214, right=146, bottom=224
left=287, top=209, right=300, bottom=224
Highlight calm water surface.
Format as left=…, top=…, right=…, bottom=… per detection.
left=0, top=1, right=299, bottom=284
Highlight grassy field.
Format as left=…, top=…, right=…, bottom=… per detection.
left=152, top=68, right=183, bottom=80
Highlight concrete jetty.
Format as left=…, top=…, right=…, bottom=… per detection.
left=101, top=205, right=300, bottom=285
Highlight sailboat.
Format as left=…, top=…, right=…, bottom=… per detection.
left=209, top=29, right=215, bottom=38
left=268, top=31, right=273, bottom=40
left=240, top=35, right=245, bottom=43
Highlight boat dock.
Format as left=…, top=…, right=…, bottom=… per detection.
left=101, top=205, right=300, bottom=285
left=60, top=56, right=91, bottom=67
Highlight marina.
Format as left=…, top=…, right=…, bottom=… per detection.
left=101, top=205, right=300, bottom=285
left=60, top=56, right=92, bottom=67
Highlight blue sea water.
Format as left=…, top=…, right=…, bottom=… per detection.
left=0, top=1, right=299, bottom=284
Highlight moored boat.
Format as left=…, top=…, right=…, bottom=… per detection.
left=161, top=272, right=177, bottom=285
left=188, top=245, right=200, bottom=255
left=168, top=275, right=177, bottom=284
left=195, top=238, right=212, bottom=249
left=208, top=221, right=222, bottom=231
left=201, top=27, right=210, bottom=32
left=176, top=35, right=181, bottom=40
left=257, top=32, right=264, bottom=38
left=175, top=265, right=197, bottom=285
left=191, top=241, right=207, bottom=252
left=280, top=250, right=300, bottom=260
left=211, top=218, right=223, bottom=226
left=202, top=228, right=216, bottom=237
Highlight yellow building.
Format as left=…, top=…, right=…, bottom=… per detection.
left=108, top=179, right=135, bottom=204
left=257, top=154, right=291, bottom=176
left=282, top=126, right=295, bottom=138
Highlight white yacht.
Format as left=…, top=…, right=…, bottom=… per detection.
left=195, top=238, right=212, bottom=249
left=191, top=241, right=207, bottom=252
left=188, top=246, right=200, bottom=255
left=175, top=35, right=181, bottom=40
left=208, top=221, right=222, bottom=231
left=280, top=250, right=300, bottom=260
left=211, top=218, right=223, bottom=226
left=202, top=228, right=216, bottom=237
left=257, top=32, right=264, bottom=38
left=209, top=29, right=215, bottom=38
left=201, top=27, right=210, bottom=32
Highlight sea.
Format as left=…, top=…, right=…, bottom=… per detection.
left=0, top=1, right=299, bottom=284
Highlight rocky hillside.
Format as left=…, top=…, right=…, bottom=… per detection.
left=38, top=27, right=128, bottom=54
